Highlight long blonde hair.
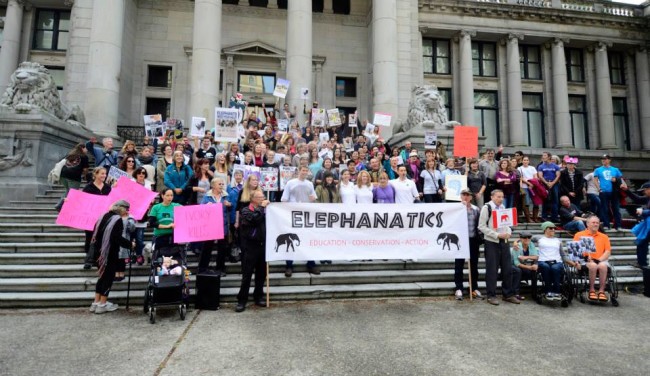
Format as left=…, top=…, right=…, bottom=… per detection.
left=240, top=174, right=261, bottom=203
left=356, top=170, right=372, bottom=188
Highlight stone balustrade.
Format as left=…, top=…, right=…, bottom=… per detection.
left=422, top=0, right=644, bottom=17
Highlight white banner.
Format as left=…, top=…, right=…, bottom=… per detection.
left=214, top=107, right=239, bottom=142
left=266, top=203, right=470, bottom=261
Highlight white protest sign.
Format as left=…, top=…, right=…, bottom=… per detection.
left=444, top=174, right=467, bottom=202
left=424, top=131, right=438, bottom=150
left=260, top=167, right=279, bottom=192
left=277, top=119, right=289, bottom=131
left=373, top=112, right=392, bottom=127
left=279, top=166, right=297, bottom=190
left=492, top=208, right=518, bottom=228
left=108, top=166, right=129, bottom=182
left=348, top=112, right=357, bottom=127
left=273, top=78, right=290, bottom=98
left=300, top=88, right=310, bottom=100
left=214, top=107, right=239, bottom=142
left=327, top=109, right=342, bottom=127
left=143, top=114, right=164, bottom=139
left=190, top=117, right=207, bottom=138
left=319, top=132, right=330, bottom=144
left=311, top=108, right=327, bottom=127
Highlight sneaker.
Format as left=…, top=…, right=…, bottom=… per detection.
left=83, top=263, right=91, bottom=270
left=284, top=267, right=293, bottom=278
left=307, top=266, right=321, bottom=275
left=455, top=289, right=463, bottom=301
left=552, top=293, right=562, bottom=301
left=515, top=295, right=526, bottom=301
left=487, top=297, right=500, bottom=306
left=472, top=290, right=484, bottom=300
left=503, top=296, right=521, bottom=304
left=235, top=303, right=246, bottom=313
left=95, top=302, right=118, bottom=314
left=89, top=302, right=98, bottom=313
left=546, top=292, right=554, bottom=300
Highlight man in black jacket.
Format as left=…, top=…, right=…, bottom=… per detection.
left=235, top=190, right=269, bottom=312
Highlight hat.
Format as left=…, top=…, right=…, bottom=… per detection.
left=640, top=181, right=650, bottom=190
left=564, top=156, right=579, bottom=164
left=113, top=200, right=130, bottom=210
left=602, top=154, right=611, bottom=160
left=460, top=189, right=472, bottom=195
left=519, top=231, right=533, bottom=239
left=409, top=151, right=418, bottom=158
left=540, top=221, right=556, bottom=231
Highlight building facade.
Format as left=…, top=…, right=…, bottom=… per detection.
left=1, top=0, right=649, bottom=157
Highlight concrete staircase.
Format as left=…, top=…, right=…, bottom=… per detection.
left=0, top=186, right=644, bottom=308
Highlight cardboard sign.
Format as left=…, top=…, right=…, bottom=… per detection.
left=174, top=204, right=224, bottom=243
left=319, top=132, right=330, bottom=144
left=318, top=148, right=333, bottom=160
left=108, top=166, right=129, bottom=182
left=453, top=126, right=479, bottom=158
left=273, top=78, right=290, bottom=98
left=56, top=189, right=110, bottom=231
left=311, top=108, right=327, bottom=127
left=261, top=167, right=279, bottom=192
left=277, top=119, right=289, bottom=131
left=144, top=114, right=165, bottom=139
left=214, top=107, right=239, bottom=143
left=190, top=117, right=207, bottom=138
left=373, top=112, right=392, bottom=127
left=444, top=174, right=467, bottom=202
left=231, top=164, right=261, bottom=187
left=424, top=131, right=438, bottom=150
left=279, top=166, right=297, bottom=190
left=492, top=208, right=518, bottom=228
left=348, top=111, right=357, bottom=127
left=106, top=177, right=158, bottom=221
left=327, top=109, right=342, bottom=126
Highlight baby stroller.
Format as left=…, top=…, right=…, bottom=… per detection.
left=143, top=243, right=190, bottom=324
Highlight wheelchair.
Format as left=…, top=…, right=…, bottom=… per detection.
left=573, top=260, right=619, bottom=307
left=534, top=262, right=575, bottom=308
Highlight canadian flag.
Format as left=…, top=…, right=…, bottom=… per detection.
left=493, top=208, right=518, bottom=228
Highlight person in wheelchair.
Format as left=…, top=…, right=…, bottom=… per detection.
left=573, top=215, right=612, bottom=302
left=537, top=222, right=572, bottom=301
left=511, top=231, right=539, bottom=301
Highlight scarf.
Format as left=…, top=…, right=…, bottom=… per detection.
left=96, top=214, right=122, bottom=278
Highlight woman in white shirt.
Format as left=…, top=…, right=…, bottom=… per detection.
left=419, top=158, right=444, bottom=203
left=338, top=169, right=357, bottom=204
left=537, top=222, right=568, bottom=301
left=354, top=170, right=374, bottom=204
left=517, top=156, right=539, bottom=223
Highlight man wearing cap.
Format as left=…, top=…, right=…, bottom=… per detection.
left=511, top=231, right=539, bottom=300
left=625, top=182, right=650, bottom=269
left=537, top=151, right=561, bottom=223
left=573, top=215, right=612, bottom=301
left=559, top=156, right=584, bottom=207
left=594, top=154, right=626, bottom=230
left=478, top=189, right=520, bottom=305
left=559, top=195, right=587, bottom=233
left=454, top=189, right=482, bottom=300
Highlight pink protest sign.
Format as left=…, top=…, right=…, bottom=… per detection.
left=173, top=204, right=224, bottom=243
left=56, top=189, right=110, bottom=231
left=107, top=177, right=158, bottom=220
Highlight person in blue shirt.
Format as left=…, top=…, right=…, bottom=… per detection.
left=594, top=154, right=626, bottom=230
left=164, top=151, right=193, bottom=204
left=537, top=152, right=561, bottom=222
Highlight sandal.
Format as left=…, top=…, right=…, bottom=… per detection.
left=588, top=291, right=598, bottom=300
left=598, top=292, right=608, bottom=301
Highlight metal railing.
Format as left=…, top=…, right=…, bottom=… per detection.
left=117, top=125, right=145, bottom=145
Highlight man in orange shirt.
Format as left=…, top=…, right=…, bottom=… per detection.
left=573, top=215, right=611, bottom=301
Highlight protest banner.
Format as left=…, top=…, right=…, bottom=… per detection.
left=108, top=166, right=129, bottom=182
left=266, top=203, right=469, bottom=261
left=214, top=107, right=239, bottom=142
left=300, top=88, right=310, bottom=100
left=277, top=119, right=289, bottom=131
left=174, top=204, right=224, bottom=243
left=492, top=208, right=518, bottom=228
left=107, top=177, right=158, bottom=220
left=319, top=132, right=330, bottom=144
left=453, top=126, right=479, bottom=158
left=279, top=166, right=297, bottom=190
left=260, top=167, right=279, bottom=192
left=365, top=122, right=375, bottom=134
left=327, top=109, right=342, bottom=126
left=231, top=164, right=261, bottom=186
left=444, top=174, right=467, bottom=202
left=424, top=131, right=438, bottom=150
left=190, top=117, right=206, bottom=138
left=273, top=78, right=290, bottom=98
left=311, top=108, right=327, bottom=127
left=166, top=118, right=183, bottom=130
left=348, top=112, right=357, bottom=127
left=56, top=189, right=110, bottom=231
left=373, top=112, right=392, bottom=127
left=318, top=148, right=333, bottom=160
left=143, top=114, right=164, bottom=139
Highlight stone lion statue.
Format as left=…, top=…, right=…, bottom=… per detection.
left=397, top=85, right=458, bottom=133
left=0, top=62, right=85, bottom=125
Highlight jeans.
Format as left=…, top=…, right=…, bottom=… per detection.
left=503, top=193, right=514, bottom=209
left=637, top=234, right=649, bottom=267
left=563, top=220, right=586, bottom=232
left=199, top=239, right=229, bottom=272
left=423, top=193, right=443, bottom=203
left=454, top=237, right=480, bottom=291
left=484, top=240, right=513, bottom=298
left=286, top=260, right=316, bottom=269
left=511, top=267, right=537, bottom=295
left=599, top=191, right=621, bottom=229
left=542, top=185, right=559, bottom=221
left=587, top=193, right=601, bottom=216
left=538, top=261, right=563, bottom=294
left=55, top=177, right=81, bottom=210
left=134, top=228, right=145, bottom=256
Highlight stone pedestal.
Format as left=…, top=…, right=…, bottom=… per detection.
left=0, top=112, right=94, bottom=202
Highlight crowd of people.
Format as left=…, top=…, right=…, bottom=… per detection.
left=55, top=102, right=650, bottom=313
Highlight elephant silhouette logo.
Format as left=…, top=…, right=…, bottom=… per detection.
left=437, top=233, right=460, bottom=250
left=275, top=233, right=301, bottom=252
left=501, top=214, right=510, bottom=223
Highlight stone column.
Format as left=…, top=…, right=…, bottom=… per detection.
left=189, top=0, right=222, bottom=125
left=457, top=30, right=475, bottom=126
left=84, top=0, right=125, bottom=137
left=506, top=33, right=525, bottom=146
left=285, top=0, right=312, bottom=124
left=594, top=42, right=616, bottom=149
left=372, top=0, right=399, bottom=134
left=635, top=48, right=650, bottom=150
left=550, top=38, right=573, bottom=148
left=0, top=0, right=24, bottom=94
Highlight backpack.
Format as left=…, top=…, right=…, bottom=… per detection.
left=48, top=158, right=67, bottom=185
left=478, top=204, right=493, bottom=244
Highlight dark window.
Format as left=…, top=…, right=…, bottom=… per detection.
left=278, top=0, right=287, bottom=9
left=312, top=0, right=324, bottom=12
left=422, top=39, right=451, bottom=75
left=148, top=66, right=172, bottom=88
left=223, top=0, right=239, bottom=5
left=0, top=7, right=6, bottom=48
left=219, top=70, right=223, bottom=91
left=146, top=98, right=171, bottom=121
left=238, top=71, right=276, bottom=94
left=33, top=9, right=70, bottom=51
left=438, top=88, right=452, bottom=115
left=249, top=0, right=268, bottom=7
left=612, top=97, right=630, bottom=151
left=473, top=91, right=499, bottom=146
left=609, top=52, right=625, bottom=85
left=333, top=0, right=350, bottom=15
left=568, top=95, right=589, bottom=149
left=519, top=45, right=541, bottom=80
left=335, top=77, right=356, bottom=97
left=472, top=42, right=497, bottom=77
left=566, top=48, right=584, bottom=82
left=522, top=93, right=544, bottom=148
left=45, top=66, right=65, bottom=92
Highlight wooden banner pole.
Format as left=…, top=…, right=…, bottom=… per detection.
left=266, top=262, right=270, bottom=308
left=468, top=258, right=473, bottom=301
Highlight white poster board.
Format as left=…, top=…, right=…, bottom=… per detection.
left=300, top=88, right=310, bottom=100
left=444, top=174, right=467, bottom=202
left=373, top=112, right=392, bottom=127
left=327, top=109, right=342, bottom=127
left=311, top=108, right=327, bottom=127
left=260, top=167, right=279, bottom=192
left=190, top=117, right=207, bottom=138
left=348, top=112, right=357, bottom=127
left=424, top=131, right=438, bottom=150
left=273, top=78, right=290, bottom=98
left=214, top=107, right=240, bottom=143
